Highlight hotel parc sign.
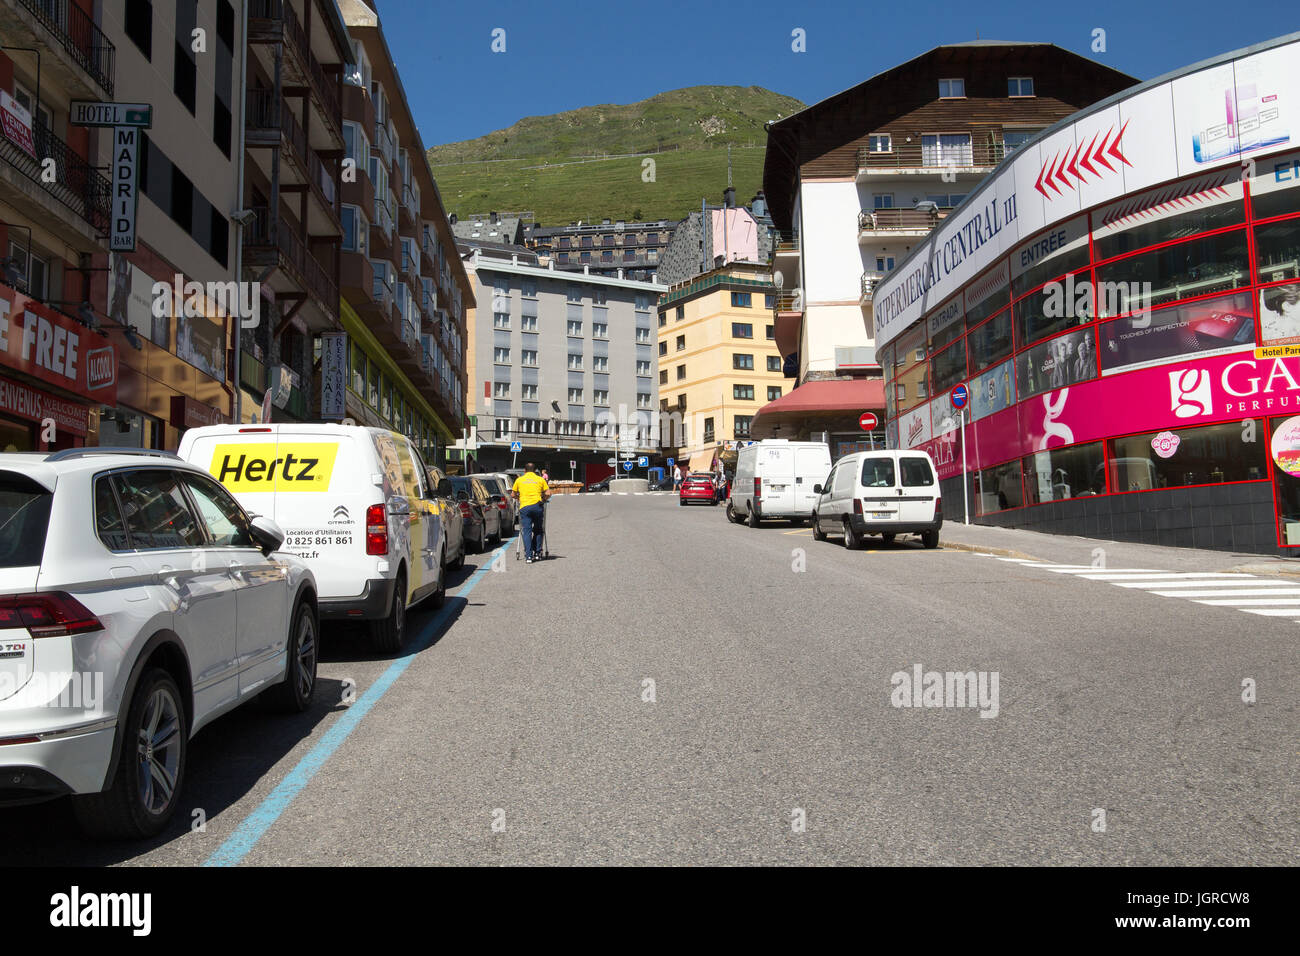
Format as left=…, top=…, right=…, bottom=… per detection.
left=873, top=35, right=1300, bottom=349
left=0, top=288, right=118, bottom=406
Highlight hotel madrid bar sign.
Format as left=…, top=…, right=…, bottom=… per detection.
left=71, top=102, right=153, bottom=253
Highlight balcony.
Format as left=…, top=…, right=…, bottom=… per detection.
left=11, top=0, right=115, bottom=96
left=399, top=182, right=417, bottom=229
left=860, top=270, right=886, bottom=304
left=246, top=91, right=339, bottom=238
left=242, top=206, right=339, bottom=326
left=240, top=350, right=268, bottom=393
left=858, top=207, right=945, bottom=239
left=0, top=119, right=111, bottom=242
left=857, top=142, right=1005, bottom=177
left=247, top=0, right=341, bottom=144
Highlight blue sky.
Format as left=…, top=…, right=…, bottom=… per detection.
left=381, top=0, right=1296, bottom=148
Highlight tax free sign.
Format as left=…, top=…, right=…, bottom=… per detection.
left=872, top=34, right=1300, bottom=349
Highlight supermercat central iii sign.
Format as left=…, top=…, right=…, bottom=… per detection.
left=872, top=33, right=1300, bottom=349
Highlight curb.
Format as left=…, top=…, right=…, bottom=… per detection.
left=940, top=539, right=1041, bottom=561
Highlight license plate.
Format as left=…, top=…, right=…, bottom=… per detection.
left=871, top=511, right=893, bottom=519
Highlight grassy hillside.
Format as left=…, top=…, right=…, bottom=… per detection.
left=426, top=86, right=803, bottom=226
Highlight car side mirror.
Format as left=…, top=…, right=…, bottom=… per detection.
left=249, top=515, right=285, bottom=556
left=813, top=484, right=822, bottom=495
left=436, top=477, right=453, bottom=498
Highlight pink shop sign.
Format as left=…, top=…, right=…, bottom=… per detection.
left=961, top=347, right=1295, bottom=470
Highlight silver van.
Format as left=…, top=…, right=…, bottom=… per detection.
left=812, top=449, right=943, bottom=549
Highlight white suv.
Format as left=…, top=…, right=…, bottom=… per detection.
left=0, top=449, right=318, bottom=839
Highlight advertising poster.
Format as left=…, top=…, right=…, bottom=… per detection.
left=177, top=307, right=226, bottom=382
left=898, top=402, right=932, bottom=450
left=109, top=253, right=167, bottom=347
left=1016, top=327, right=1097, bottom=401
left=969, top=358, right=1015, bottom=423
left=1260, top=285, right=1300, bottom=347
left=1270, top=415, right=1300, bottom=477
left=1100, top=292, right=1256, bottom=372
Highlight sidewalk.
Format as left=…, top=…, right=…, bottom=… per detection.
left=937, top=520, right=1300, bottom=576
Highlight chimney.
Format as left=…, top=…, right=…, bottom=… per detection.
left=449, top=213, right=458, bottom=224
left=723, top=186, right=736, bottom=208
left=490, top=211, right=498, bottom=224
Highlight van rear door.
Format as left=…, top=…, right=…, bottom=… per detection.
left=859, top=454, right=901, bottom=521
left=793, top=444, right=830, bottom=514
left=898, top=455, right=938, bottom=523
left=756, top=443, right=795, bottom=513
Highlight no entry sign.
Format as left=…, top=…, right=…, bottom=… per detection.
left=859, top=411, right=879, bottom=431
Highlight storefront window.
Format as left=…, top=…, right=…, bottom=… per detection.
left=975, top=460, right=1024, bottom=514
left=1011, top=228, right=1090, bottom=298
left=1015, top=327, right=1097, bottom=401
left=967, top=310, right=1013, bottom=374
left=1099, top=291, right=1255, bottom=373
left=1254, top=218, right=1300, bottom=285
left=96, top=407, right=162, bottom=449
left=1109, top=420, right=1265, bottom=492
left=965, top=266, right=1011, bottom=328
left=1269, top=414, right=1300, bottom=546
left=1095, top=229, right=1250, bottom=314
left=351, top=344, right=366, bottom=394
left=1022, top=442, right=1105, bottom=504
left=1093, top=185, right=1244, bottom=264
left=931, top=337, right=966, bottom=393
left=367, top=359, right=380, bottom=408
left=1014, top=269, right=1093, bottom=348
left=1250, top=151, right=1299, bottom=221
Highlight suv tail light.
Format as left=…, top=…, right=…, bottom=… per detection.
left=753, top=477, right=762, bottom=500
left=0, top=592, right=102, bottom=637
left=365, top=504, right=388, bottom=555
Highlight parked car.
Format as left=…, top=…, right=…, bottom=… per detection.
left=480, top=473, right=518, bottom=529
left=812, top=449, right=943, bottom=549
left=585, top=478, right=612, bottom=493
left=178, top=423, right=447, bottom=654
left=450, top=476, right=502, bottom=548
left=449, top=476, right=488, bottom=553
left=0, top=449, right=318, bottom=838
left=729, top=440, right=832, bottom=527
left=679, top=472, right=718, bottom=506
left=427, top=463, right=466, bottom=572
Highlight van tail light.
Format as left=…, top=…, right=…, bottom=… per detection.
left=935, top=497, right=943, bottom=518
left=0, top=592, right=103, bottom=637
left=753, top=477, right=762, bottom=500
left=853, top=499, right=862, bottom=515
left=458, top=501, right=473, bottom=519
left=365, top=504, right=388, bottom=555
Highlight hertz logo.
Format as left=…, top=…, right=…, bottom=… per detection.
left=210, top=443, right=339, bottom=492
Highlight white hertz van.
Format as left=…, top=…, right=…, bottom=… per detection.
left=728, top=439, right=832, bottom=527
left=812, top=449, right=943, bottom=549
left=178, top=424, right=450, bottom=652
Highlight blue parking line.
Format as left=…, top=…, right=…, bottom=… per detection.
left=203, top=537, right=515, bottom=867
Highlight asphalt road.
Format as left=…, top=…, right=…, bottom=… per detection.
left=3, top=493, right=1297, bottom=865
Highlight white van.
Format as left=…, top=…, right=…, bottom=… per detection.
left=178, top=424, right=451, bottom=652
left=812, top=449, right=943, bottom=549
left=728, top=440, right=832, bottom=527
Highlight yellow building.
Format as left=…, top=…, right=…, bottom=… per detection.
left=656, top=264, right=784, bottom=473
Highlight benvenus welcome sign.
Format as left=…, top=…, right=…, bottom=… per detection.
left=873, top=33, right=1300, bottom=349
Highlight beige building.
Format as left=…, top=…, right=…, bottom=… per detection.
left=656, top=263, right=783, bottom=472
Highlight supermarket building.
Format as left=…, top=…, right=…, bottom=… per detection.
left=874, top=32, right=1300, bottom=554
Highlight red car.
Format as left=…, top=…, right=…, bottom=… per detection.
left=679, top=472, right=719, bottom=506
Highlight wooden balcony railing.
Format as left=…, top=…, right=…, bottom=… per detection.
left=858, top=142, right=1005, bottom=170
left=858, top=208, right=946, bottom=232
left=244, top=206, right=338, bottom=316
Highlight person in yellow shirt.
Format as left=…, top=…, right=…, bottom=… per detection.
left=511, top=463, right=550, bottom=563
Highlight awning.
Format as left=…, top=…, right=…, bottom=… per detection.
left=688, top=448, right=717, bottom=472
left=751, top=378, right=886, bottom=436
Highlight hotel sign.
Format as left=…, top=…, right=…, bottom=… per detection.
left=69, top=102, right=153, bottom=128
left=71, top=104, right=151, bottom=252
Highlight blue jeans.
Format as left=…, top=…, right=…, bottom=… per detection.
left=520, top=503, right=545, bottom=559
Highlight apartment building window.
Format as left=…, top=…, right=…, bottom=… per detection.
left=593, top=356, right=609, bottom=372
left=9, top=242, right=47, bottom=299
left=1002, top=128, right=1041, bottom=153
left=659, top=370, right=668, bottom=385
left=493, top=382, right=510, bottom=398
left=732, top=323, right=753, bottom=338
left=874, top=194, right=895, bottom=210
left=635, top=292, right=650, bottom=310
left=765, top=325, right=775, bottom=339
left=731, top=291, right=752, bottom=307
left=675, top=305, right=685, bottom=321
left=658, top=313, right=666, bottom=327
left=1007, top=77, right=1035, bottom=97
left=593, top=390, right=609, bottom=406
left=125, top=0, right=153, bottom=60
left=567, top=319, right=583, bottom=336
left=594, top=288, right=608, bottom=305
left=521, top=279, right=537, bottom=298
left=877, top=256, right=896, bottom=272
left=341, top=205, right=369, bottom=254
left=602, top=235, right=615, bottom=247
left=495, top=418, right=511, bottom=438
left=733, top=385, right=754, bottom=400
left=493, top=347, right=511, bottom=364
left=658, top=341, right=668, bottom=356
left=567, top=353, right=583, bottom=370
left=676, top=365, right=686, bottom=381
left=767, top=355, right=782, bottom=372
left=521, top=349, right=538, bottom=366
left=173, top=4, right=198, bottom=114
left=567, top=286, right=582, bottom=302
left=703, top=418, right=714, bottom=443
left=568, top=387, right=583, bottom=403
left=734, top=416, right=753, bottom=439
left=676, top=334, right=685, bottom=351
left=767, top=387, right=782, bottom=401
left=343, top=122, right=370, bottom=175
left=647, top=233, right=659, bottom=245
left=938, top=78, right=966, bottom=98
left=557, top=253, right=569, bottom=265
left=521, top=315, right=538, bottom=332
left=636, top=360, right=651, bottom=376
left=635, top=328, right=651, bottom=343
left=926, top=192, right=967, bottom=208
left=868, top=133, right=891, bottom=153
left=493, top=312, right=510, bottom=329
left=558, top=237, right=570, bottom=250
left=733, top=353, right=754, bottom=370
left=922, top=133, right=972, bottom=166
left=521, top=384, right=538, bottom=401
left=637, top=393, right=651, bottom=410
left=623, top=250, right=636, bottom=262
left=593, top=322, right=608, bottom=338
left=581, top=236, right=593, bottom=249
left=765, top=294, right=776, bottom=309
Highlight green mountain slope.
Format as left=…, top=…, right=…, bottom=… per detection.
left=425, top=86, right=804, bottom=226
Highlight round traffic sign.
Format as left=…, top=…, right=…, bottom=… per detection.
left=858, top=411, right=879, bottom=431
left=950, top=384, right=969, bottom=410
